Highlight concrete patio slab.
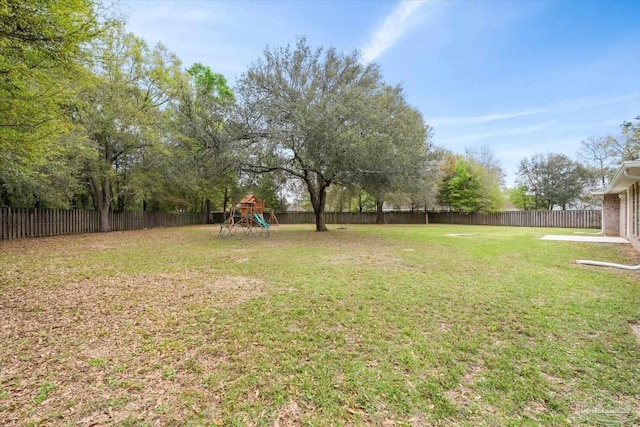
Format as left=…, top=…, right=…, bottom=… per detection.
left=540, top=235, right=629, bottom=243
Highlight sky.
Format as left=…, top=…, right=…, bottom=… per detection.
left=119, top=0, right=640, bottom=185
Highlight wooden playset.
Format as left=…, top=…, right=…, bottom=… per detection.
left=217, top=194, right=279, bottom=239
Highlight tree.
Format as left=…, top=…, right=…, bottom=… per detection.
left=353, top=85, right=432, bottom=223
left=248, top=172, right=287, bottom=212
left=164, top=62, right=237, bottom=213
left=74, top=27, right=182, bottom=231
left=464, top=147, right=505, bottom=213
left=436, top=148, right=504, bottom=213
left=617, top=117, right=640, bottom=161
left=0, top=0, right=104, bottom=141
left=0, top=130, right=92, bottom=209
left=507, top=185, right=535, bottom=210
left=516, top=153, right=591, bottom=210
left=437, top=157, right=483, bottom=213
left=236, top=38, right=384, bottom=231
left=402, top=151, right=443, bottom=211
left=0, top=0, right=115, bottom=207
left=577, top=118, right=640, bottom=191
left=579, top=136, right=618, bottom=188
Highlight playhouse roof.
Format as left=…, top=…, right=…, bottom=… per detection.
left=239, top=194, right=258, bottom=204
left=594, top=160, right=640, bottom=195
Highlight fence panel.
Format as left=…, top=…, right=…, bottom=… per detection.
left=272, top=211, right=427, bottom=225
left=427, top=210, right=601, bottom=229
left=2, top=208, right=597, bottom=241
left=264, top=210, right=600, bottom=229
left=0, top=208, right=208, bottom=241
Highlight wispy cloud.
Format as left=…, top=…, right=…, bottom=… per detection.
left=361, top=0, right=429, bottom=63
left=430, top=91, right=640, bottom=128
left=496, top=138, right=578, bottom=159
left=438, top=123, right=552, bottom=145
left=554, top=91, right=640, bottom=113
left=430, top=109, right=548, bottom=127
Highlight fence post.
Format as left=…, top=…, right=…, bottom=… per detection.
left=9, top=207, right=14, bottom=239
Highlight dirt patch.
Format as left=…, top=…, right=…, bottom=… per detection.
left=620, top=244, right=640, bottom=264
left=273, top=399, right=303, bottom=426
left=631, top=323, right=640, bottom=344
left=328, top=253, right=405, bottom=268
left=444, top=360, right=486, bottom=407
left=0, top=271, right=265, bottom=425
left=0, top=227, right=205, bottom=255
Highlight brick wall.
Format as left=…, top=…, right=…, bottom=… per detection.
left=602, top=193, right=620, bottom=236
left=630, top=183, right=640, bottom=253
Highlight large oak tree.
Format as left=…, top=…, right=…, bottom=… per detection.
left=237, top=38, right=427, bottom=231
left=354, top=85, right=432, bottom=223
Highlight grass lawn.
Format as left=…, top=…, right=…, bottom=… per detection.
left=1, top=224, right=639, bottom=426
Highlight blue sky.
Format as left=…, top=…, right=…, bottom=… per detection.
left=120, top=0, right=640, bottom=185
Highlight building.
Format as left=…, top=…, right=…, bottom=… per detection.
left=596, top=160, right=640, bottom=252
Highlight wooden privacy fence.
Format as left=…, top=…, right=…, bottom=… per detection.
left=428, top=210, right=601, bottom=228
left=0, top=208, right=207, bottom=241
left=2, top=208, right=601, bottom=241
left=271, top=211, right=428, bottom=225
left=235, top=210, right=600, bottom=229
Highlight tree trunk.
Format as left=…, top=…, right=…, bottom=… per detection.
left=100, top=202, right=110, bottom=232
left=116, top=195, right=125, bottom=212
left=99, top=179, right=112, bottom=232
left=376, top=199, right=384, bottom=224
left=308, top=179, right=329, bottom=232
left=314, top=206, right=326, bottom=231
left=90, top=176, right=112, bottom=232
left=222, top=187, right=229, bottom=221
left=205, top=199, right=212, bottom=224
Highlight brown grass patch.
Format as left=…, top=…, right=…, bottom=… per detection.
left=631, top=323, right=640, bottom=345
left=0, top=227, right=204, bottom=254
left=273, top=399, right=303, bottom=426
left=328, top=253, right=405, bottom=268
left=620, top=244, right=640, bottom=264
left=0, top=270, right=265, bottom=425
left=444, top=360, right=487, bottom=408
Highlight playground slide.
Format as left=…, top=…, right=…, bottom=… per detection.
left=253, top=213, right=270, bottom=229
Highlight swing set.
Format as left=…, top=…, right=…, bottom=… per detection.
left=217, top=194, right=279, bottom=239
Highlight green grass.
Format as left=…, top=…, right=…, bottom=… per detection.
left=33, top=382, right=57, bottom=405
left=0, top=224, right=639, bottom=425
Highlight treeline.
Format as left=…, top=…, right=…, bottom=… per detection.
left=507, top=125, right=640, bottom=211
left=1, top=1, right=285, bottom=231
left=2, top=1, right=639, bottom=233
left=1, top=1, right=440, bottom=232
